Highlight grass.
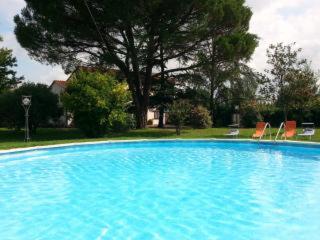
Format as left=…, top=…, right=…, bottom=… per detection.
left=0, top=127, right=319, bottom=150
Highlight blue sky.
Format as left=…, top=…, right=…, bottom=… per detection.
left=1, top=0, right=320, bottom=85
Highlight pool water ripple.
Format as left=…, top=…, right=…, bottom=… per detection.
left=0, top=141, right=320, bottom=239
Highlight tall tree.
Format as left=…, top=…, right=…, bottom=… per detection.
left=14, top=0, right=201, bottom=128
left=279, top=64, right=319, bottom=114
left=14, top=0, right=257, bottom=128
left=260, top=43, right=318, bottom=120
left=0, top=36, right=23, bottom=92
left=195, top=0, right=258, bottom=125
left=260, top=43, right=306, bottom=101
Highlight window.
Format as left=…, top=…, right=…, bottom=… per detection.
left=154, top=111, right=160, bottom=119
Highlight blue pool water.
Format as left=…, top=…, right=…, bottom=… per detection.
left=0, top=140, right=320, bottom=240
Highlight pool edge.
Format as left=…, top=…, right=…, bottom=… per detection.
left=0, top=138, right=319, bottom=154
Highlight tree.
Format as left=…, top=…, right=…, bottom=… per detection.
left=188, top=105, right=212, bottom=129
left=149, top=76, right=176, bottom=128
left=14, top=0, right=203, bottom=128
left=195, top=0, right=258, bottom=125
left=14, top=0, right=257, bottom=128
left=228, top=64, right=261, bottom=111
left=62, top=71, right=130, bottom=137
left=0, top=83, right=61, bottom=132
left=0, top=91, right=22, bottom=129
left=168, top=100, right=191, bottom=135
left=261, top=43, right=319, bottom=120
left=279, top=64, right=319, bottom=113
left=0, top=36, right=23, bottom=92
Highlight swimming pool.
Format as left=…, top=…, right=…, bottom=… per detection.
left=0, top=140, right=320, bottom=239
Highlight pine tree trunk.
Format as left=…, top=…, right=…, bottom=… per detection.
left=158, top=106, right=164, bottom=128
left=210, top=37, right=216, bottom=128
left=135, top=104, right=148, bottom=129
left=158, top=39, right=165, bottom=128
left=210, top=82, right=215, bottom=127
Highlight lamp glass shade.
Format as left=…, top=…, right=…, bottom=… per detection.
left=22, top=97, right=31, bottom=106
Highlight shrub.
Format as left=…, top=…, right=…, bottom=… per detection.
left=0, top=83, right=61, bottom=132
left=63, top=70, right=130, bottom=137
left=240, top=101, right=262, bottom=128
left=108, top=110, right=132, bottom=132
left=147, top=119, right=153, bottom=125
left=168, top=100, right=191, bottom=135
left=189, top=105, right=212, bottom=129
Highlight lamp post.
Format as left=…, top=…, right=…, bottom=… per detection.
left=22, top=96, right=32, bottom=142
left=234, top=105, right=240, bottom=125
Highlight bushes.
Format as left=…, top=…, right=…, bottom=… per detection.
left=240, top=101, right=262, bottom=128
left=168, top=100, right=191, bottom=135
left=108, top=111, right=134, bottom=132
left=188, top=105, right=212, bottom=128
left=169, top=101, right=212, bottom=134
left=0, top=83, right=61, bottom=132
left=63, top=71, right=131, bottom=137
left=241, top=99, right=320, bottom=127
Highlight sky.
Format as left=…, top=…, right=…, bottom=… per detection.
left=0, top=0, right=320, bottom=85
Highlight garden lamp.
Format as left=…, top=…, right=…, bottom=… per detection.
left=22, top=95, right=32, bottom=142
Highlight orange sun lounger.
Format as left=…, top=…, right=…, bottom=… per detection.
left=252, top=122, right=267, bottom=138
left=282, top=121, right=297, bottom=139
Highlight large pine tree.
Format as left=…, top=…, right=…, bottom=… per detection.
left=195, top=0, right=258, bottom=125
left=14, top=0, right=257, bottom=128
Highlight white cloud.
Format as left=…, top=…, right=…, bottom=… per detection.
left=0, top=0, right=24, bottom=23
left=0, top=0, right=68, bottom=85
left=1, top=32, right=68, bottom=84
left=247, top=0, right=320, bottom=72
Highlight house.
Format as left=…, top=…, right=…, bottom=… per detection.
left=147, top=108, right=168, bottom=126
left=49, top=67, right=168, bottom=127
left=49, top=80, right=71, bottom=127
left=50, top=80, right=66, bottom=104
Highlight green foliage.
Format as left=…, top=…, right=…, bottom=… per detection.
left=13, top=0, right=201, bottom=128
left=195, top=0, right=258, bottom=123
left=168, top=100, right=192, bottom=135
left=0, top=91, right=21, bottom=128
left=240, top=101, right=262, bottom=128
left=280, top=65, right=319, bottom=110
left=188, top=105, right=212, bottom=129
left=147, top=119, right=154, bottom=126
left=62, top=71, right=131, bottom=137
left=0, top=36, right=23, bottom=92
left=14, top=0, right=258, bottom=128
left=177, top=86, right=211, bottom=109
left=261, top=43, right=319, bottom=120
left=0, top=83, right=61, bottom=132
left=108, top=111, right=135, bottom=132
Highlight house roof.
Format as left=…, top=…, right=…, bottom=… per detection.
left=49, top=80, right=67, bottom=89
left=66, top=66, right=125, bottom=81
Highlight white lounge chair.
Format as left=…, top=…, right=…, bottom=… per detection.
left=225, top=124, right=240, bottom=138
left=298, top=123, right=315, bottom=140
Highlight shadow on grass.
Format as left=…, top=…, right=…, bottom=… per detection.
left=106, top=128, right=177, bottom=139
left=0, top=127, right=178, bottom=143
left=0, top=128, right=85, bottom=142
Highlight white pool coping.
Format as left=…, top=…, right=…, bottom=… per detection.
left=0, top=138, right=319, bottom=154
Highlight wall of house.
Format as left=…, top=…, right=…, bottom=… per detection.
left=50, top=84, right=65, bottom=105
left=147, top=109, right=167, bottom=126
left=50, top=83, right=69, bottom=127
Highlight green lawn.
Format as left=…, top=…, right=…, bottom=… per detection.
left=0, top=127, right=319, bottom=150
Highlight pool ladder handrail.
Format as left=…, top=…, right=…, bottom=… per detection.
left=259, top=123, right=272, bottom=141
left=275, top=122, right=286, bottom=141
